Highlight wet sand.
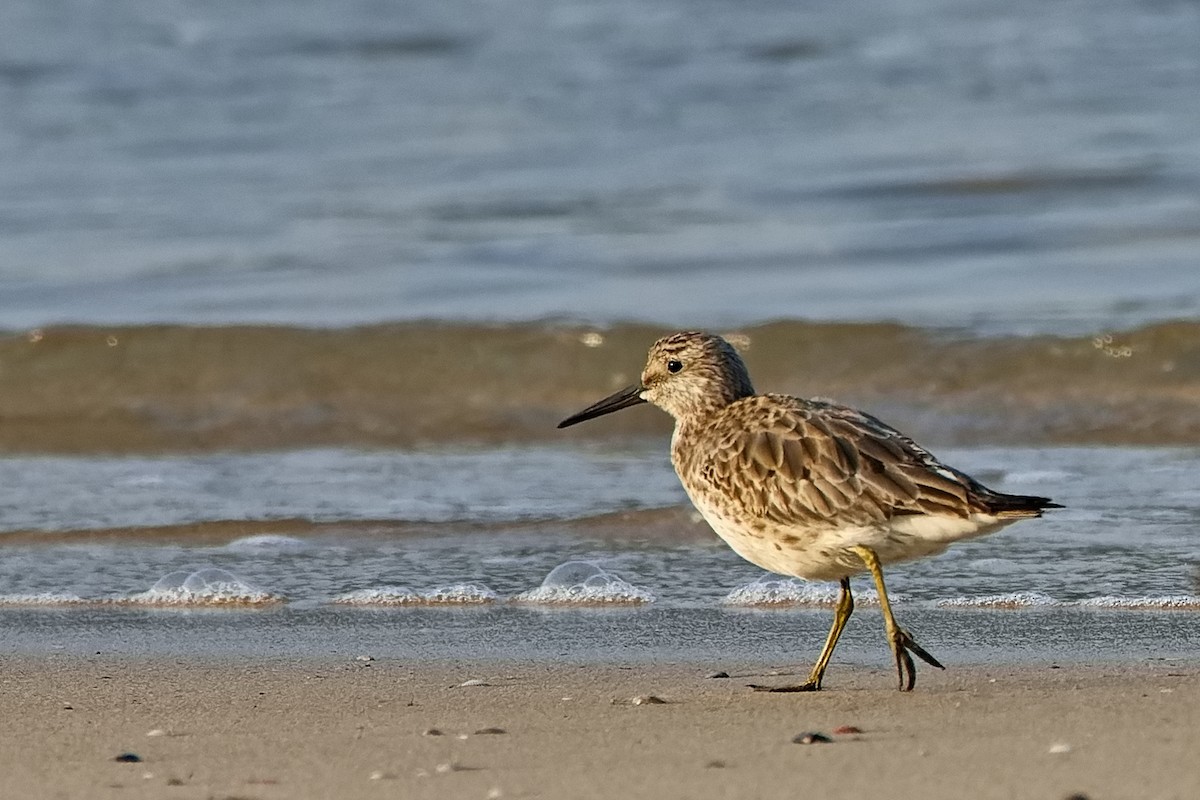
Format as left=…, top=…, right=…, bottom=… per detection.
left=3, top=321, right=1199, bottom=453
left=2, top=656, right=1196, bottom=800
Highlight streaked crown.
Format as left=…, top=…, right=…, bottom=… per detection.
left=641, top=331, right=755, bottom=421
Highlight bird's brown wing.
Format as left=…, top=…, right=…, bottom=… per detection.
left=691, top=395, right=980, bottom=527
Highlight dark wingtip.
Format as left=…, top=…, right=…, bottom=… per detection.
left=988, top=493, right=1063, bottom=516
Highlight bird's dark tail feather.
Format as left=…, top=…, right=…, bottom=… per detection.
left=985, top=491, right=1063, bottom=517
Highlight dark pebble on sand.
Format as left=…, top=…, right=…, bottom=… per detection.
left=113, top=753, right=142, bottom=763
left=792, top=732, right=832, bottom=745
left=832, top=725, right=863, bottom=735
left=706, top=671, right=730, bottom=679
left=474, top=727, right=507, bottom=735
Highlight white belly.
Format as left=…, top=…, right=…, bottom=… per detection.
left=691, top=494, right=1008, bottom=582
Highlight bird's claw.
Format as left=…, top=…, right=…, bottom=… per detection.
left=892, top=627, right=944, bottom=691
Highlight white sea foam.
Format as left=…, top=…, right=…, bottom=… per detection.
left=333, top=583, right=498, bottom=606
left=119, top=568, right=280, bottom=606
left=722, top=576, right=885, bottom=607
left=332, top=586, right=423, bottom=605
left=512, top=561, right=654, bottom=605
left=1073, top=595, right=1200, bottom=611
left=723, top=577, right=837, bottom=607
left=419, top=583, right=498, bottom=605
left=225, top=534, right=309, bottom=551
left=0, top=592, right=89, bottom=607
left=936, top=591, right=1059, bottom=609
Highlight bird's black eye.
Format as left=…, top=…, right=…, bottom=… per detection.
left=666, top=359, right=683, bottom=374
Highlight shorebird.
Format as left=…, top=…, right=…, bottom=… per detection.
left=558, top=331, right=1059, bottom=691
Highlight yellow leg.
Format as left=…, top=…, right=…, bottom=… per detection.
left=750, top=577, right=854, bottom=692
left=850, top=545, right=944, bottom=691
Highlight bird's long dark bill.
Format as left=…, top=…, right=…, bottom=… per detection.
left=557, top=385, right=647, bottom=428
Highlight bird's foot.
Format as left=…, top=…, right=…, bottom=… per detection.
left=891, top=627, right=945, bottom=692
left=747, top=681, right=821, bottom=693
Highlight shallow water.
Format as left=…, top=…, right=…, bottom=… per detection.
left=1, top=445, right=1196, bottom=613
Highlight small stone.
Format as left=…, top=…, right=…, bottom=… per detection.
left=166, top=778, right=185, bottom=786
left=631, top=695, right=667, bottom=705
left=423, top=728, right=444, bottom=737
left=706, top=671, right=730, bottom=679
left=141, top=773, right=155, bottom=780
left=62, top=704, right=73, bottom=710
left=474, top=727, right=506, bottom=735
left=486, top=789, right=504, bottom=799
left=355, top=655, right=374, bottom=662
left=114, top=753, right=143, bottom=763
left=705, top=759, right=727, bottom=769
left=458, top=679, right=489, bottom=687
left=832, top=725, right=863, bottom=735
left=1048, top=742, right=1072, bottom=754
left=435, top=762, right=457, bottom=774
left=369, top=770, right=397, bottom=781
left=792, top=732, right=832, bottom=745
left=456, top=734, right=470, bottom=740
left=146, top=729, right=166, bottom=737
left=1063, top=794, right=1090, bottom=800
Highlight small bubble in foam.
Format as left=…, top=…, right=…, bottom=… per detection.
left=513, top=561, right=654, bottom=605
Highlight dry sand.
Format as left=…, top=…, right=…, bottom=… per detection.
left=1, top=655, right=1196, bottom=800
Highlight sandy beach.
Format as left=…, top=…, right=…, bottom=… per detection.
left=1, top=655, right=1195, bottom=800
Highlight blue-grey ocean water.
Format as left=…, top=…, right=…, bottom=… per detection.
left=0, top=0, right=1198, bottom=334
left=1, top=0, right=1198, bottom=665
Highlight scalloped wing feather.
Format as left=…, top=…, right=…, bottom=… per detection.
left=683, top=395, right=984, bottom=528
